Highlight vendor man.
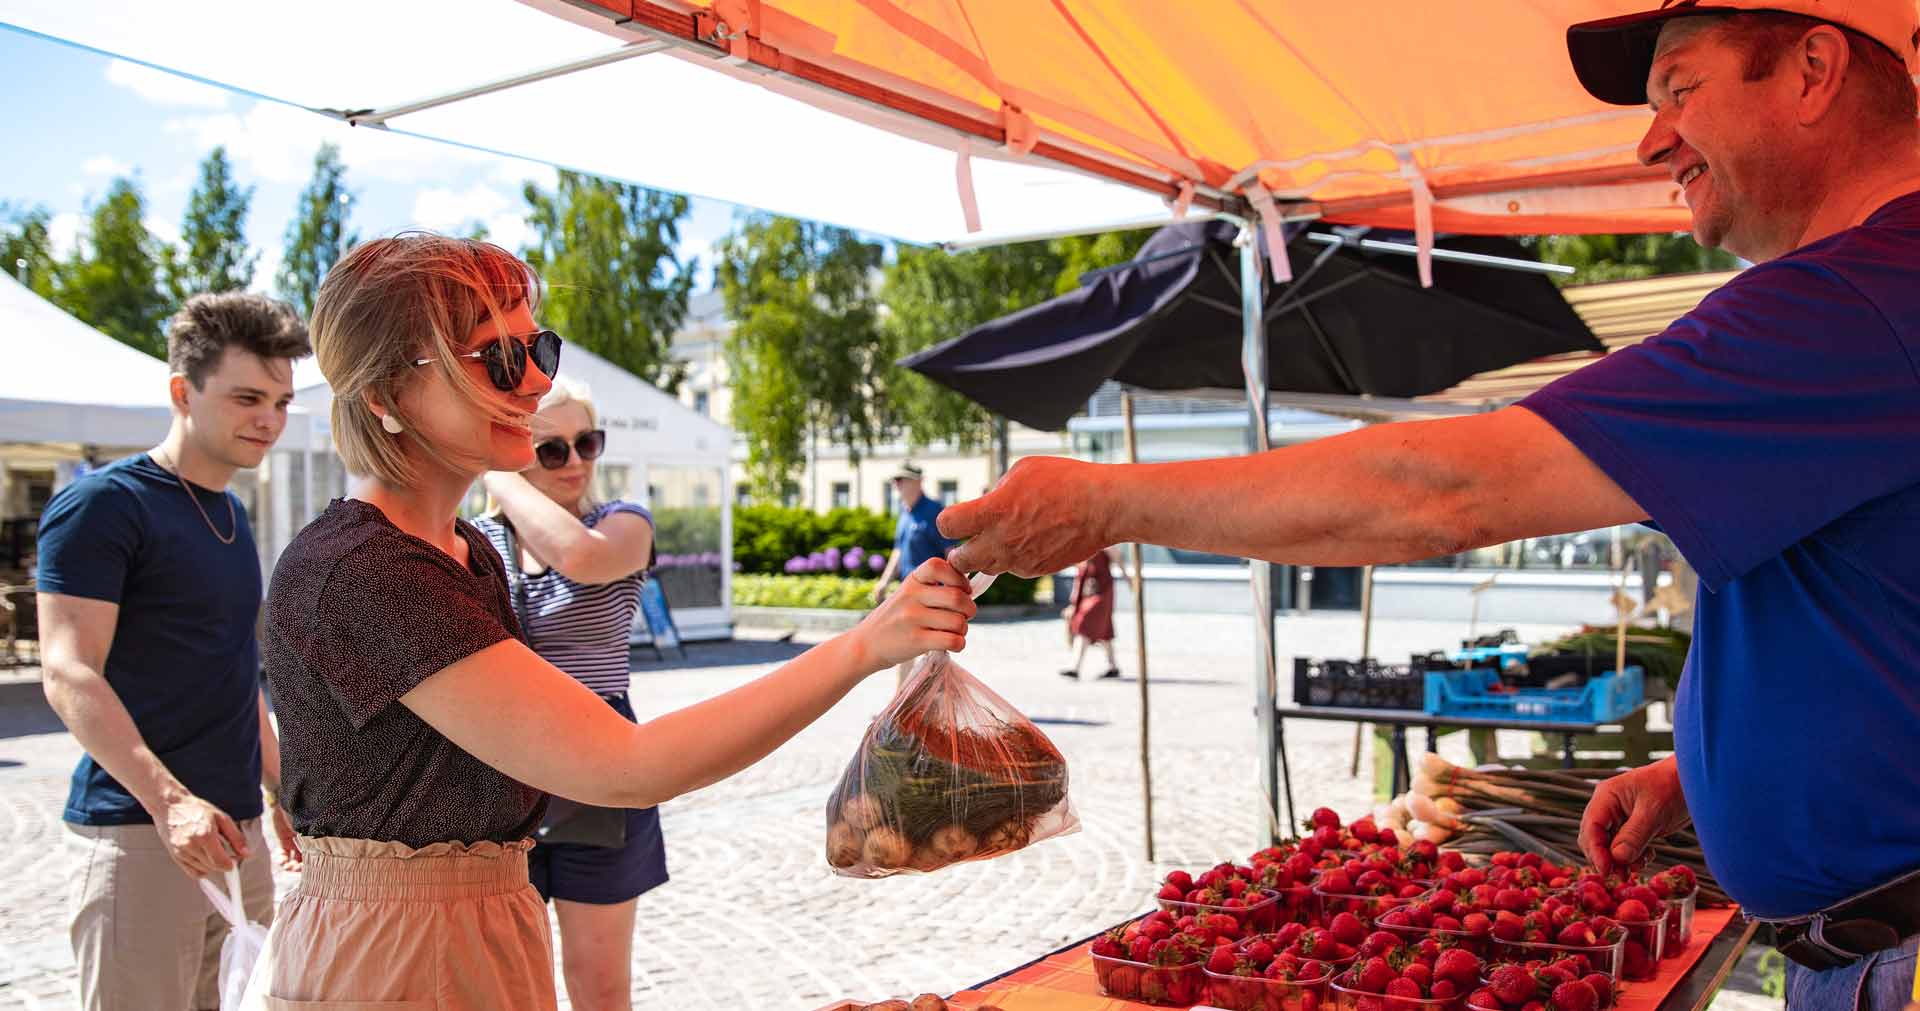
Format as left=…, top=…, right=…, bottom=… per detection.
left=940, top=2, right=1920, bottom=1005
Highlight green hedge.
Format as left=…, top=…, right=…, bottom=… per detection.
left=733, top=505, right=894, bottom=575
left=734, top=573, right=1043, bottom=610
left=653, top=505, right=721, bottom=555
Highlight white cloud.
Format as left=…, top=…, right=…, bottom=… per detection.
left=105, top=59, right=231, bottom=110
left=411, top=183, right=510, bottom=230
left=82, top=155, right=134, bottom=178
left=48, top=213, right=84, bottom=258
left=251, top=244, right=285, bottom=295
left=143, top=215, right=181, bottom=247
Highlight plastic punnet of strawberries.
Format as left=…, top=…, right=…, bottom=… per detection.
left=1559, top=871, right=1670, bottom=975
left=1088, top=911, right=1212, bottom=1006
left=1309, top=821, right=1442, bottom=929
left=1203, top=932, right=1336, bottom=1011
left=1485, top=891, right=1636, bottom=982
left=1325, top=922, right=1484, bottom=1011
left=1467, top=959, right=1619, bottom=1011
left=1156, top=862, right=1289, bottom=934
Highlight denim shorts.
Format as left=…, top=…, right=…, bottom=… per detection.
left=1786, top=934, right=1919, bottom=1011
left=526, top=693, right=670, bottom=905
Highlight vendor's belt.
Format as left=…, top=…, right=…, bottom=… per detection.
left=1765, top=864, right=1920, bottom=972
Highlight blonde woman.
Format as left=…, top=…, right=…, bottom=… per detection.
left=474, top=380, right=661, bottom=1011
left=258, top=233, right=973, bottom=1009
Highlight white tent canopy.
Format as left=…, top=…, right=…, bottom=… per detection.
left=0, top=272, right=175, bottom=447
left=0, top=0, right=1165, bottom=243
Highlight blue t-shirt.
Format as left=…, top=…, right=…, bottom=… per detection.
left=894, top=495, right=955, bottom=573
left=1521, top=191, right=1920, bottom=918
left=35, top=454, right=265, bottom=826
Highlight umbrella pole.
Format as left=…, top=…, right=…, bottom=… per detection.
left=1351, top=564, right=1376, bottom=777
left=1122, top=391, right=1154, bottom=862
left=1241, top=231, right=1295, bottom=843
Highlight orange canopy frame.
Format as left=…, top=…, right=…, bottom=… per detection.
left=553, top=0, right=1691, bottom=247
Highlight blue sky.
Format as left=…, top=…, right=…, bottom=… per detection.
left=1, top=25, right=743, bottom=293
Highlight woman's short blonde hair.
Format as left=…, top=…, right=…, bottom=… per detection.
left=539, top=377, right=598, bottom=431
left=312, top=232, right=541, bottom=486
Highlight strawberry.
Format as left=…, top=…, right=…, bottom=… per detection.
left=1556, top=922, right=1598, bottom=947
left=1375, top=828, right=1399, bottom=848
left=1496, top=888, right=1530, bottom=913
left=1310, top=807, right=1342, bottom=830
left=1361, top=930, right=1401, bottom=958
left=1157, top=882, right=1185, bottom=902
left=1435, top=915, right=1464, bottom=932
left=1247, top=940, right=1276, bottom=966
left=1470, top=989, right=1501, bottom=1010
left=1490, top=964, right=1539, bottom=1007
left=1165, top=870, right=1193, bottom=892
left=1434, top=948, right=1481, bottom=987
left=1330, top=912, right=1367, bottom=946
left=1275, top=922, right=1308, bottom=948
left=1208, top=945, right=1238, bottom=974
left=1551, top=979, right=1599, bottom=1011
left=1403, top=962, right=1433, bottom=990
left=1299, top=958, right=1329, bottom=980
left=1386, top=978, right=1425, bottom=999
left=1321, top=870, right=1355, bottom=896
left=1358, top=957, right=1396, bottom=993
left=1141, top=918, right=1173, bottom=942
left=1352, top=817, right=1381, bottom=843
left=1431, top=979, right=1459, bottom=1001
left=1622, top=941, right=1654, bottom=979
left=1548, top=957, right=1588, bottom=980
left=1619, top=885, right=1662, bottom=909
left=1102, top=963, right=1141, bottom=998
left=1091, top=928, right=1126, bottom=960
left=1463, top=912, right=1494, bottom=936
left=1492, top=912, right=1527, bottom=942
left=1416, top=939, right=1442, bottom=962
left=1581, top=973, right=1614, bottom=1008
left=1129, top=934, right=1153, bottom=963
left=1523, top=1003, right=1546, bottom=1011
left=1614, top=899, right=1651, bottom=923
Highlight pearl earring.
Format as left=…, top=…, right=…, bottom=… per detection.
left=381, top=413, right=404, bottom=435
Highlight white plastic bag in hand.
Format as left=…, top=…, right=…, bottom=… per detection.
left=197, top=866, right=268, bottom=1009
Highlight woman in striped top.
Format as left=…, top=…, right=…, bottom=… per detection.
left=474, top=379, right=661, bottom=1011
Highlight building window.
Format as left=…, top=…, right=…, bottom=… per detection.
left=937, top=479, right=959, bottom=503
left=735, top=483, right=752, bottom=507
left=781, top=482, right=801, bottom=508
left=831, top=482, right=851, bottom=509
left=693, top=390, right=710, bottom=416
left=882, top=481, right=897, bottom=515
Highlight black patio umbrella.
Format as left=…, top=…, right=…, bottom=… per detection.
left=899, top=219, right=1600, bottom=431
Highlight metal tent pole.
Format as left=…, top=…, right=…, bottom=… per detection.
left=1241, top=228, right=1295, bottom=843
left=1122, top=391, right=1154, bottom=862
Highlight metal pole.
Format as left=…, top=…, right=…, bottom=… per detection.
left=1241, top=229, right=1294, bottom=842
left=1122, top=391, right=1154, bottom=862
left=1351, top=564, right=1376, bottom=778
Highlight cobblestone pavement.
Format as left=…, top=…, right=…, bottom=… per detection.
left=0, top=614, right=1779, bottom=1010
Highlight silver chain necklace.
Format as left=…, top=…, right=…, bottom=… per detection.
left=151, top=448, right=238, bottom=545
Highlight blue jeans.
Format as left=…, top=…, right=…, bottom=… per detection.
left=1787, top=935, right=1919, bottom=1011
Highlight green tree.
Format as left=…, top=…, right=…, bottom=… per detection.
left=521, top=170, right=692, bottom=390
left=0, top=202, right=59, bottom=298
left=276, top=143, right=355, bottom=318
left=880, top=240, right=1062, bottom=452
left=55, top=178, right=172, bottom=357
left=717, top=215, right=885, bottom=500
left=1047, top=228, right=1154, bottom=294
left=1516, top=232, right=1740, bottom=286
left=167, top=146, right=256, bottom=299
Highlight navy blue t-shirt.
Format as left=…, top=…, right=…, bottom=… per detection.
left=35, top=454, right=265, bottom=826
left=1521, top=191, right=1920, bottom=918
left=894, top=495, right=955, bottom=573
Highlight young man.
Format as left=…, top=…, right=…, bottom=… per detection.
left=871, top=462, right=957, bottom=683
left=943, top=3, right=1920, bottom=1005
left=37, top=292, right=311, bottom=1010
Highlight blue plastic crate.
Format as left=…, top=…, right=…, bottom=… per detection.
left=1423, top=666, right=1643, bottom=724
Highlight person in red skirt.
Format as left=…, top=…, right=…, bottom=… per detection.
left=1061, top=546, right=1131, bottom=680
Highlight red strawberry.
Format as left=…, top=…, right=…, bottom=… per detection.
left=1496, top=888, right=1530, bottom=913
left=1551, top=979, right=1599, bottom=1011
left=1330, top=912, right=1367, bottom=946
left=1376, top=828, right=1399, bottom=848
left=1548, top=958, right=1587, bottom=981
left=1141, top=918, right=1173, bottom=941
left=1166, top=870, right=1193, bottom=891
left=1435, top=915, right=1464, bottom=932
left=1361, top=930, right=1401, bottom=958
left=1103, top=963, right=1141, bottom=998
left=1556, top=922, right=1598, bottom=947
left=1276, top=923, right=1308, bottom=948
left=1417, top=939, right=1442, bottom=962
left=1524, top=1003, right=1547, bottom=1011
left=1614, top=899, right=1651, bottom=923
left=1490, top=964, right=1538, bottom=1006
left=1581, top=973, right=1614, bottom=1008
left=1310, top=807, right=1342, bottom=830
left=1157, top=882, right=1184, bottom=902
left=1247, top=940, right=1276, bottom=966
left=1492, top=912, right=1526, bottom=942
left=1321, top=870, right=1355, bottom=896
left=1352, top=817, right=1381, bottom=843
left=1432, top=979, right=1460, bottom=1001
left=1403, top=963, right=1433, bottom=990
left=1299, top=958, right=1329, bottom=980
left=1464, top=912, right=1494, bottom=936
left=1209, top=944, right=1238, bottom=974
left=1435, top=948, right=1481, bottom=987
left=1129, top=934, right=1153, bottom=963
left=1470, top=989, right=1501, bottom=1010
left=1358, top=957, right=1396, bottom=993
left=1387, top=978, right=1425, bottom=999
left=1620, top=885, right=1662, bottom=908
left=1092, top=929, right=1126, bottom=959
left=1622, top=941, right=1654, bottom=979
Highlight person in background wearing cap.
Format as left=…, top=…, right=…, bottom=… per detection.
left=938, top=3, right=1920, bottom=1003
left=872, top=463, right=959, bottom=684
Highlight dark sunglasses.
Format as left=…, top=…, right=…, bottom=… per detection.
left=413, top=329, right=562, bottom=392
left=534, top=429, right=606, bottom=470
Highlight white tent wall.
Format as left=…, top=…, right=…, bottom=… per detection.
left=276, top=346, right=735, bottom=641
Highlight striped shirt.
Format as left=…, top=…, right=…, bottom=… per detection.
left=473, top=501, right=654, bottom=696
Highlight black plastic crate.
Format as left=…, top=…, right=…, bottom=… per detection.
left=1292, top=656, right=1425, bottom=710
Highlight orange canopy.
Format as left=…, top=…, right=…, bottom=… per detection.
left=570, top=0, right=1692, bottom=238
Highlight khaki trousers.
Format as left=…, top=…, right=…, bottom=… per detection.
left=65, top=818, right=274, bottom=1011
left=251, top=836, right=556, bottom=1011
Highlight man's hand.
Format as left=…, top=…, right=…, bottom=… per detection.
left=941, top=457, right=1112, bottom=577
left=1579, top=756, right=1690, bottom=876
left=269, top=803, right=303, bottom=872
left=158, top=794, right=248, bottom=879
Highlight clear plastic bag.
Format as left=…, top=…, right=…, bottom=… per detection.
left=196, top=866, right=268, bottom=1009
left=826, top=647, right=1078, bottom=877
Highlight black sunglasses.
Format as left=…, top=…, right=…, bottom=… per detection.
left=534, top=429, right=606, bottom=470
left=414, top=330, right=562, bottom=392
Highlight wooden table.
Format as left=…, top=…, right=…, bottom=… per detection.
left=1276, top=702, right=1654, bottom=797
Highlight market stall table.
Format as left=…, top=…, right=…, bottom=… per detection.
left=938, top=905, right=1753, bottom=1011
left=1276, top=702, right=1655, bottom=797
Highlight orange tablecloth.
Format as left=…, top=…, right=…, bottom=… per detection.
left=944, top=907, right=1741, bottom=1011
